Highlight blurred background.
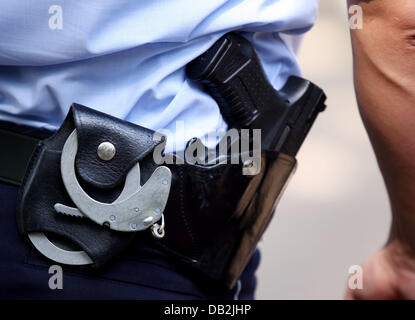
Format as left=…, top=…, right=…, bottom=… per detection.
left=256, top=0, right=391, bottom=300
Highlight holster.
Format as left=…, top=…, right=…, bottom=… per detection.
left=159, top=151, right=296, bottom=289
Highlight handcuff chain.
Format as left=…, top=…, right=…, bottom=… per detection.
left=151, top=214, right=165, bottom=239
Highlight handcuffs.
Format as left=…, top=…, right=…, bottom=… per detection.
left=28, top=129, right=171, bottom=266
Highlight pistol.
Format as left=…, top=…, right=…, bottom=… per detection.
left=186, top=32, right=326, bottom=156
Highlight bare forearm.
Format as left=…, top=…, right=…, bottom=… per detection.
left=348, top=0, right=415, bottom=254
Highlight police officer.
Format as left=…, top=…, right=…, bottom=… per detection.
left=0, top=0, right=318, bottom=299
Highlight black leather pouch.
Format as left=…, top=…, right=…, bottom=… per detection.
left=17, top=103, right=163, bottom=267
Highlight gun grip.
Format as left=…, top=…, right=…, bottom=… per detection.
left=186, top=33, right=286, bottom=128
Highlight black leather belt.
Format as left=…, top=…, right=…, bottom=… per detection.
left=0, top=127, right=42, bottom=186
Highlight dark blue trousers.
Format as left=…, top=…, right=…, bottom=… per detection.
left=0, top=122, right=260, bottom=299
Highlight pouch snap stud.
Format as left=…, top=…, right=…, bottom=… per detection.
left=97, top=142, right=116, bottom=161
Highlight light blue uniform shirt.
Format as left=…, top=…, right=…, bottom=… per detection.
left=0, top=0, right=317, bottom=151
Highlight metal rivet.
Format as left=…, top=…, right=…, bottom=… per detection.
left=130, top=223, right=137, bottom=230
left=109, top=215, right=116, bottom=221
left=97, top=142, right=116, bottom=161
left=143, top=216, right=154, bottom=226
left=154, top=208, right=161, bottom=214
left=162, top=179, right=168, bottom=185
left=134, top=207, right=139, bottom=212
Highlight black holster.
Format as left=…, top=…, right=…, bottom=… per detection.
left=159, top=151, right=296, bottom=289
